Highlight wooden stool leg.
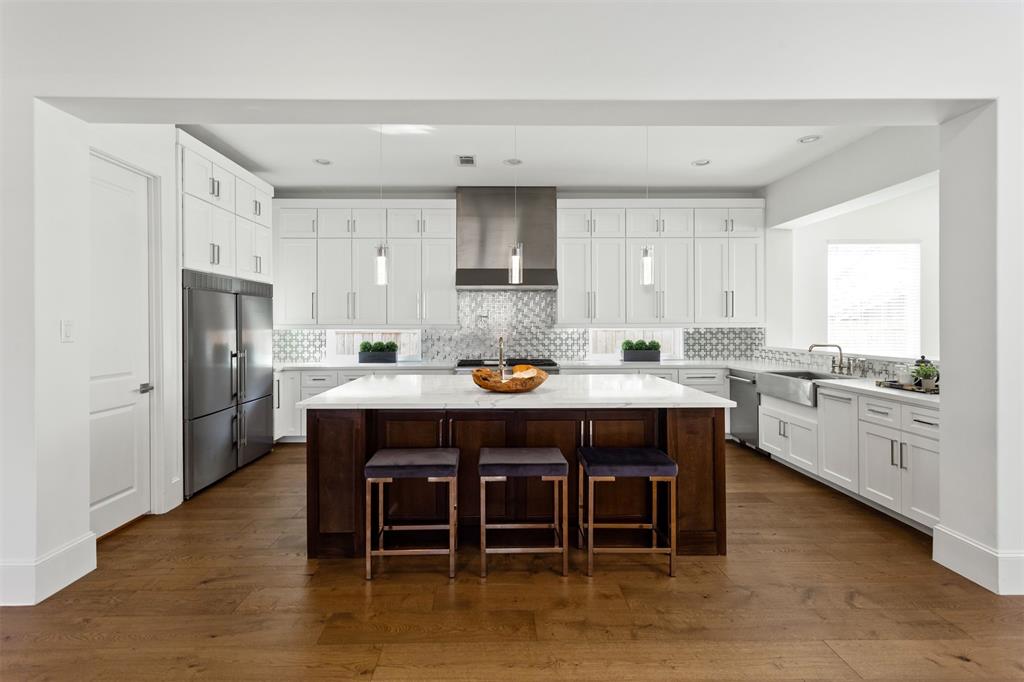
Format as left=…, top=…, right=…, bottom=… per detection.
left=577, top=463, right=584, bottom=550
left=587, top=475, right=595, bottom=577
left=365, top=479, right=373, bottom=580
left=378, top=481, right=384, bottom=551
left=480, top=478, right=487, bottom=578
left=669, top=477, right=677, bottom=577
left=553, top=479, right=560, bottom=548
left=562, top=477, right=569, bottom=577
left=651, top=479, right=658, bottom=548
left=448, top=477, right=457, bottom=580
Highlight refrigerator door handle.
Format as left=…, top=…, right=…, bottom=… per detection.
left=232, top=413, right=239, bottom=446
left=230, top=351, right=239, bottom=399
left=239, top=349, right=247, bottom=400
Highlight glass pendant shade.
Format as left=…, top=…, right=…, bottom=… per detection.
left=641, top=245, right=654, bottom=286
left=509, top=242, right=524, bottom=285
left=375, top=245, right=388, bottom=286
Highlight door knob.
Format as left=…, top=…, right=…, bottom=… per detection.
left=138, top=382, right=154, bottom=394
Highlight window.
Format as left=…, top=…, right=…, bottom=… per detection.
left=827, top=243, right=921, bottom=358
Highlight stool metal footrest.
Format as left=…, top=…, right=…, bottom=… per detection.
left=366, top=475, right=457, bottom=580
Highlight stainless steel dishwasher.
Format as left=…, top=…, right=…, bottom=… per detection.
left=727, top=369, right=759, bottom=449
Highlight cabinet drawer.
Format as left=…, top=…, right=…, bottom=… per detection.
left=646, top=370, right=678, bottom=383
left=858, top=396, right=901, bottom=427
left=300, top=371, right=340, bottom=388
left=301, top=387, right=330, bottom=400
left=678, top=369, right=726, bottom=385
left=901, top=404, right=940, bottom=440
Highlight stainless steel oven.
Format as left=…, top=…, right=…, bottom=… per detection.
left=727, top=369, right=759, bottom=449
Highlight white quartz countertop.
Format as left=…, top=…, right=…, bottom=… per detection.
left=815, top=378, right=940, bottom=407
left=275, top=360, right=456, bottom=372
left=297, top=373, right=737, bottom=410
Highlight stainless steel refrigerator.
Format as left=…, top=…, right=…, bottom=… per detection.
left=183, top=270, right=274, bottom=498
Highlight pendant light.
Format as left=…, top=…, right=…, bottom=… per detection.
left=374, top=124, right=388, bottom=286
left=639, top=127, right=654, bottom=286
left=508, top=126, right=524, bottom=285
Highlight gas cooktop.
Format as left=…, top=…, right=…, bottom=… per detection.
left=456, top=358, right=559, bottom=368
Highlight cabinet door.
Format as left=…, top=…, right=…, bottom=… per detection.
left=557, top=208, right=591, bottom=238
left=181, top=148, right=214, bottom=202
left=694, top=208, right=730, bottom=236
left=728, top=208, right=764, bottom=237
left=253, top=188, right=272, bottom=227
left=315, top=238, right=353, bottom=324
left=786, top=415, right=818, bottom=474
left=591, top=208, right=626, bottom=237
left=387, top=208, right=422, bottom=238
left=387, top=239, right=422, bottom=325
left=351, top=208, right=387, bottom=238
left=210, top=206, right=236, bottom=276
left=591, top=238, right=626, bottom=325
left=254, top=224, right=273, bottom=282
left=182, top=194, right=215, bottom=272
left=421, top=208, right=456, bottom=237
left=858, top=422, right=901, bottom=512
left=556, top=238, right=591, bottom=325
left=729, top=237, right=764, bottom=323
left=661, top=238, right=694, bottom=322
left=209, top=164, right=235, bottom=212
left=625, top=208, right=660, bottom=238
left=817, top=390, right=859, bottom=493
left=278, top=208, right=317, bottom=238
left=273, top=371, right=301, bottom=439
left=351, top=238, right=388, bottom=325
left=235, top=216, right=257, bottom=281
left=694, top=237, right=730, bottom=324
left=422, top=238, right=458, bottom=325
left=660, top=208, right=694, bottom=237
left=758, top=407, right=788, bottom=459
left=275, top=239, right=318, bottom=324
left=235, top=179, right=257, bottom=221
left=626, top=239, right=659, bottom=324
left=900, top=434, right=940, bottom=527
left=317, top=208, right=351, bottom=238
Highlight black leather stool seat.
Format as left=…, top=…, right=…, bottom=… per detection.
left=364, top=448, right=460, bottom=479
left=479, top=447, right=568, bottom=478
left=578, top=447, right=678, bottom=478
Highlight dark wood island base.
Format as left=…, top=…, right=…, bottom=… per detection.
left=306, top=407, right=726, bottom=559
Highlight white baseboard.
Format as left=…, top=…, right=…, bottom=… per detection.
left=933, top=525, right=1024, bottom=595
left=0, top=532, right=96, bottom=605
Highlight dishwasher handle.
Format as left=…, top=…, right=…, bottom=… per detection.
left=727, top=375, right=755, bottom=384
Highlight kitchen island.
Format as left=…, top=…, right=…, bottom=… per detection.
left=300, top=373, right=735, bottom=558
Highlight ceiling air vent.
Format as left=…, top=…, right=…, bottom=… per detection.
left=456, top=155, right=476, bottom=167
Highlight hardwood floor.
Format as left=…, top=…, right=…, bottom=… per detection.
left=3, top=443, right=1023, bottom=679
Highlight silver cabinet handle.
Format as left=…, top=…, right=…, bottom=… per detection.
left=778, top=420, right=783, bottom=437
left=448, top=417, right=454, bottom=446
left=890, top=439, right=898, bottom=466
left=899, top=441, right=908, bottom=470
left=867, top=408, right=889, bottom=416
left=913, top=418, right=938, bottom=427
left=592, top=291, right=598, bottom=319
left=311, top=218, right=316, bottom=233
left=438, top=418, right=444, bottom=446
left=209, top=177, right=216, bottom=196
left=579, top=420, right=584, bottom=444
left=351, top=291, right=357, bottom=320
left=275, top=379, right=281, bottom=409
left=822, top=392, right=852, bottom=402
left=210, top=243, right=216, bottom=265
left=588, top=419, right=594, bottom=446
left=311, top=292, right=317, bottom=320
left=730, top=291, right=735, bottom=318
left=214, top=244, right=220, bottom=265
left=723, top=291, right=729, bottom=318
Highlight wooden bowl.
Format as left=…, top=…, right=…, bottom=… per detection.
left=471, top=365, right=549, bottom=393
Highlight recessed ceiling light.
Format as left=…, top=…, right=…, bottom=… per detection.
left=797, top=135, right=822, bottom=144
left=377, top=124, right=436, bottom=136
left=313, top=158, right=332, bottom=165
left=691, top=159, right=711, bottom=167
left=503, top=158, right=523, bottom=166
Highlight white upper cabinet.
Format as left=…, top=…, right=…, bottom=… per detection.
left=694, top=235, right=764, bottom=324
left=694, top=237, right=730, bottom=324
left=729, top=237, right=764, bottom=323
left=591, top=238, right=626, bottom=325
left=387, top=208, right=422, bottom=238
left=557, top=238, right=592, bottom=325
left=626, top=208, right=693, bottom=238
left=558, top=208, right=626, bottom=238
left=351, top=238, right=388, bottom=325
left=387, top=239, right=423, bottom=325
left=660, top=208, right=694, bottom=237
left=314, top=238, right=352, bottom=324
left=279, top=207, right=318, bottom=238
left=421, top=208, right=456, bottom=237
left=695, top=207, right=764, bottom=237
left=317, top=208, right=351, bottom=238
left=316, top=207, right=386, bottom=238
left=352, top=208, right=387, bottom=238
left=182, top=195, right=235, bottom=276
left=276, top=239, right=317, bottom=325
left=182, top=147, right=234, bottom=211
left=626, top=239, right=660, bottom=324
left=727, top=207, right=764, bottom=236
left=421, top=238, right=458, bottom=325
left=387, top=208, right=455, bottom=238
left=235, top=180, right=271, bottom=227
left=236, top=218, right=272, bottom=283
left=557, top=208, right=592, bottom=238
left=660, top=238, right=694, bottom=322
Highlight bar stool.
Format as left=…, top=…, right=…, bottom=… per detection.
left=364, top=448, right=459, bottom=580
left=577, top=447, right=677, bottom=577
left=478, top=447, right=569, bottom=577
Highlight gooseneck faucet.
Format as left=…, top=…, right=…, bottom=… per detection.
left=498, top=336, right=507, bottom=379
left=808, top=344, right=844, bottom=375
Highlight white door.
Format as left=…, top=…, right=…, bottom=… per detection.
left=351, top=208, right=387, bottom=238
left=591, top=238, right=626, bottom=324
left=351, top=238, right=388, bottom=325
left=661, top=238, right=694, bottom=322
left=387, top=239, right=422, bottom=325
left=758, top=408, right=787, bottom=459
left=235, top=217, right=257, bottom=281
left=786, top=416, right=819, bottom=473
left=660, top=208, right=694, bottom=237
left=625, top=208, right=660, bottom=238
left=694, top=237, right=730, bottom=324
left=422, top=238, right=458, bottom=325
left=729, top=237, right=764, bottom=323
left=421, top=208, right=456, bottom=237
left=557, top=208, right=591, bottom=238
left=728, top=208, right=764, bottom=236
left=900, top=434, right=940, bottom=527
left=387, top=208, right=422, bottom=238
left=276, top=238, right=318, bottom=324
left=694, top=208, right=730, bottom=236
left=591, top=208, right=626, bottom=237
left=858, top=422, right=901, bottom=512
left=817, top=390, right=859, bottom=493
left=557, top=238, right=592, bottom=324
left=278, top=208, right=318, bottom=237
left=315, top=238, right=353, bottom=324
left=89, top=155, right=152, bottom=536
left=626, top=239, right=659, bottom=324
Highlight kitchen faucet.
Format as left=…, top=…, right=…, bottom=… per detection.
left=808, top=344, right=844, bottom=375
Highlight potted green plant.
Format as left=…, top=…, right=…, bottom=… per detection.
left=622, top=339, right=661, bottom=362
left=912, top=362, right=939, bottom=391
left=358, top=340, right=399, bottom=363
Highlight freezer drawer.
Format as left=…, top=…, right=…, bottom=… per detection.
left=185, top=406, right=237, bottom=497
left=239, top=395, right=273, bottom=467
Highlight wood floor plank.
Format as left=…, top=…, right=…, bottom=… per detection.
left=827, top=638, right=1024, bottom=679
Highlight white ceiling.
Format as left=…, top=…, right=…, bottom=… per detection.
left=182, top=123, right=878, bottom=191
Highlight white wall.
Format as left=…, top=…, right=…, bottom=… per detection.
left=772, top=183, right=940, bottom=358
left=1, top=0, right=1021, bottom=600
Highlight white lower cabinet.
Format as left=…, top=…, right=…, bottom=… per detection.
left=817, top=389, right=859, bottom=493
left=758, top=399, right=818, bottom=474
left=236, top=218, right=272, bottom=283
left=858, top=421, right=902, bottom=512
left=900, top=433, right=941, bottom=527
left=273, top=371, right=301, bottom=439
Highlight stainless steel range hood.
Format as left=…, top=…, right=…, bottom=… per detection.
left=455, top=186, right=557, bottom=289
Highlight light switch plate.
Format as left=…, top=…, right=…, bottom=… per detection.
left=60, top=319, right=75, bottom=343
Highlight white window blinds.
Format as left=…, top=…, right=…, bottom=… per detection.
left=827, top=243, right=921, bottom=358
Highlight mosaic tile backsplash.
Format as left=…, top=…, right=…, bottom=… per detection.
left=273, top=329, right=326, bottom=363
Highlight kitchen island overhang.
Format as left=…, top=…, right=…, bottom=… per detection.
left=301, top=373, right=734, bottom=560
